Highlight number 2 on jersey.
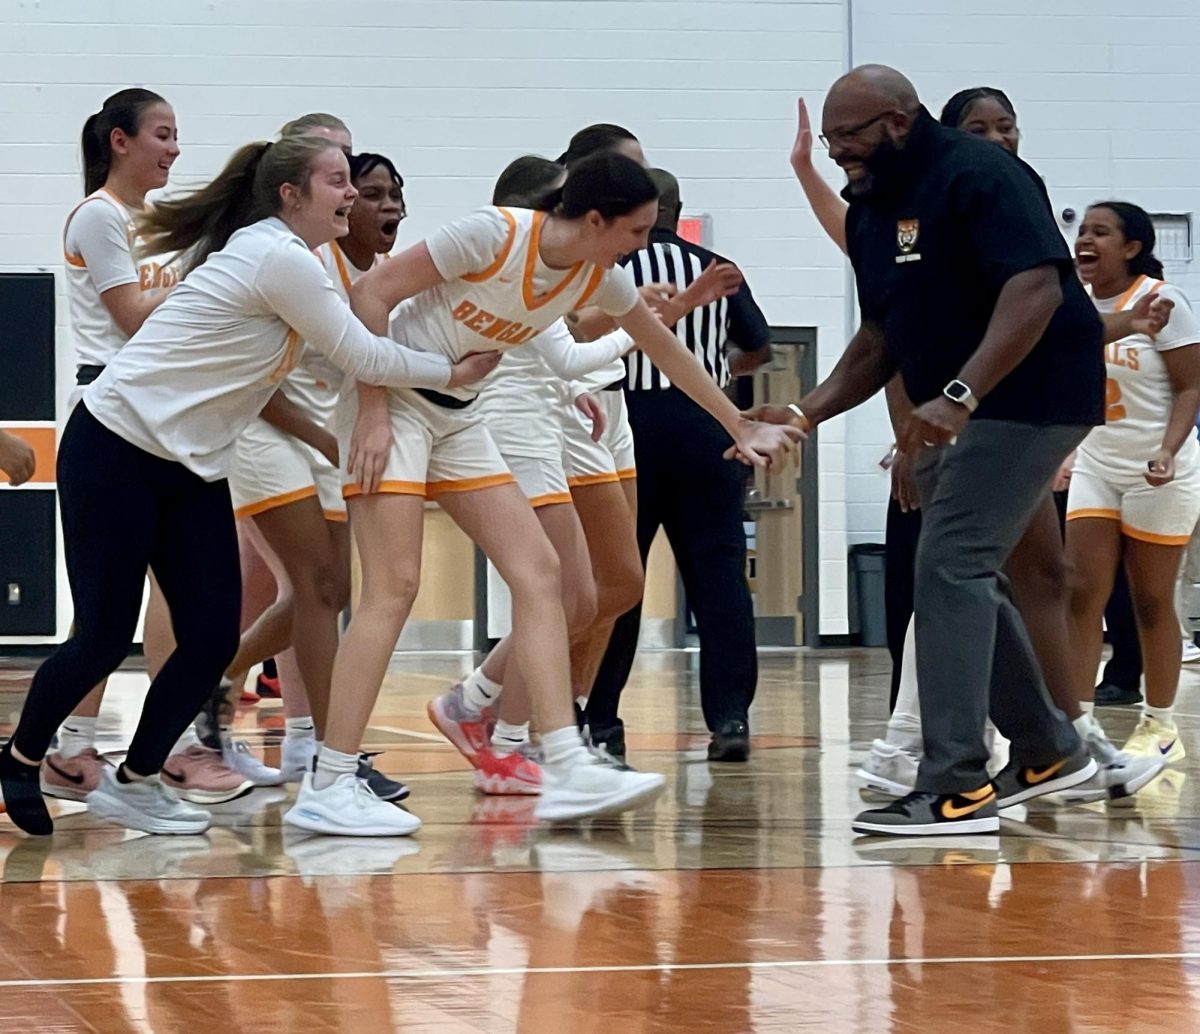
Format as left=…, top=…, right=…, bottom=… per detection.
left=1105, top=377, right=1126, bottom=422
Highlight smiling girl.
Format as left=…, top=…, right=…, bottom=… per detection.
left=1068, top=202, right=1200, bottom=764
left=288, top=152, right=800, bottom=835
left=42, top=89, right=184, bottom=806
left=0, top=134, right=490, bottom=837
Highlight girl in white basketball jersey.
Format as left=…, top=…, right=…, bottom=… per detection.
left=41, top=89, right=186, bottom=806
left=0, top=134, right=493, bottom=838
left=1068, top=202, right=1200, bottom=764
left=287, top=153, right=800, bottom=835
left=429, top=155, right=742, bottom=791
left=441, top=128, right=741, bottom=768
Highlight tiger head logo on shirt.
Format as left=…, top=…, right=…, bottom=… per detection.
left=897, top=219, right=920, bottom=254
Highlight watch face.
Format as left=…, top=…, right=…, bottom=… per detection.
left=946, top=382, right=967, bottom=401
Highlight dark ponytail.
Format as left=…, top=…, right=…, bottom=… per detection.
left=492, top=155, right=565, bottom=209
left=1090, top=201, right=1165, bottom=280
left=138, top=134, right=339, bottom=273
left=81, top=88, right=167, bottom=195
left=558, top=152, right=658, bottom=221
left=557, top=123, right=639, bottom=166
left=939, top=86, right=1016, bottom=130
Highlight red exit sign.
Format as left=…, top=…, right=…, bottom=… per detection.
left=677, top=214, right=712, bottom=248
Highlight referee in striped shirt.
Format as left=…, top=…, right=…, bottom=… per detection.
left=586, top=168, right=772, bottom=763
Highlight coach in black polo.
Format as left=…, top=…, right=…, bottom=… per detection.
left=779, top=66, right=1106, bottom=835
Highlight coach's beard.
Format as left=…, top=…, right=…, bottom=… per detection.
left=847, top=136, right=906, bottom=199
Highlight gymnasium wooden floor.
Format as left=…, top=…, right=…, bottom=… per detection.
left=1, top=648, right=1199, bottom=1033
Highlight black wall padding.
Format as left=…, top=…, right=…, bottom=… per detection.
left=0, top=273, right=56, bottom=421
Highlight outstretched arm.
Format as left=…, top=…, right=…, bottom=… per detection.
left=791, top=98, right=849, bottom=255
left=618, top=299, right=803, bottom=468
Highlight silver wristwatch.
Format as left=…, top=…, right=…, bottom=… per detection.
left=943, top=379, right=978, bottom=413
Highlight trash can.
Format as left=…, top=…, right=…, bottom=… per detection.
left=848, top=544, right=887, bottom=647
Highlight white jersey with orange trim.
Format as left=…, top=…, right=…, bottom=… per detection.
left=63, top=188, right=180, bottom=368
left=1080, top=275, right=1200, bottom=478
left=282, top=242, right=379, bottom=428
left=85, top=217, right=452, bottom=481
left=388, top=206, right=639, bottom=401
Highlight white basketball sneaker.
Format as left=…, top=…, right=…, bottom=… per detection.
left=534, top=753, right=665, bottom=822
left=283, top=772, right=421, bottom=837
left=86, top=768, right=212, bottom=835
left=222, top=739, right=285, bottom=787
left=1058, top=720, right=1165, bottom=804
left=856, top=739, right=920, bottom=798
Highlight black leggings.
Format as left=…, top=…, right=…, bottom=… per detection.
left=13, top=404, right=241, bottom=775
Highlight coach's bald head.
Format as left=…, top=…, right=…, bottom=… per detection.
left=821, top=65, right=923, bottom=196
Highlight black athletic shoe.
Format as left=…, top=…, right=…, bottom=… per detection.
left=0, top=747, right=53, bottom=836
left=1094, top=681, right=1143, bottom=707
left=852, top=787, right=999, bottom=837
left=357, top=754, right=410, bottom=802
left=992, top=748, right=1097, bottom=809
left=588, top=721, right=627, bottom=762
left=708, top=719, right=750, bottom=763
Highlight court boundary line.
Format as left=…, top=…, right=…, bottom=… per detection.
left=5, top=951, right=1200, bottom=988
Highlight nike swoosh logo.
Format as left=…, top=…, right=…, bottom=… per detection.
left=45, top=759, right=86, bottom=785
left=1023, top=760, right=1067, bottom=785
left=942, top=791, right=996, bottom=820
left=161, top=768, right=186, bottom=783
left=1159, top=740, right=1177, bottom=755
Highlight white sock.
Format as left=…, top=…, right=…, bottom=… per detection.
left=286, top=717, right=316, bottom=741
left=1080, top=700, right=1095, bottom=717
left=1073, top=712, right=1100, bottom=740
left=491, top=720, right=530, bottom=757
left=540, top=726, right=588, bottom=774
left=58, top=716, right=98, bottom=759
left=461, top=667, right=503, bottom=714
left=885, top=616, right=923, bottom=752
left=312, top=746, right=358, bottom=791
left=1145, top=705, right=1176, bottom=729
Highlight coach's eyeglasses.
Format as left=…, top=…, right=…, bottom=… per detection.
left=819, top=110, right=897, bottom=150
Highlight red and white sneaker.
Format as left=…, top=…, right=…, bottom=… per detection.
left=428, top=683, right=492, bottom=767
left=161, top=745, right=254, bottom=805
left=473, top=747, right=542, bottom=796
left=41, top=748, right=113, bottom=802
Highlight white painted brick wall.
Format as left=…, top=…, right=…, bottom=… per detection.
left=0, top=0, right=854, bottom=639
left=14, top=2, right=1191, bottom=642
left=844, top=0, right=1200, bottom=548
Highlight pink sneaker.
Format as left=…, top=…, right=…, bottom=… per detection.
left=428, top=683, right=492, bottom=768
left=472, top=747, right=542, bottom=796
left=41, top=748, right=112, bottom=802
left=161, top=745, right=254, bottom=805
